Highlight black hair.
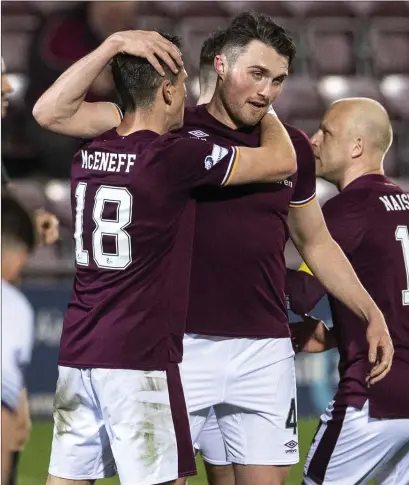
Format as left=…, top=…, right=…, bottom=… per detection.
left=199, top=29, right=227, bottom=70
left=111, top=32, right=182, bottom=112
left=1, top=195, right=36, bottom=253
left=222, top=11, right=296, bottom=66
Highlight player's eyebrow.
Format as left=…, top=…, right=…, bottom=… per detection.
left=273, top=73, right=288, bottom=83
left=248, top=65, right=271, bottom=75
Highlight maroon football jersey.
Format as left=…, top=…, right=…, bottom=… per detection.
left=181, top=105, right=316, bottom=338
left=287, top=174, right=409, bottom=419
left=59, top=129, right=239, bottom=370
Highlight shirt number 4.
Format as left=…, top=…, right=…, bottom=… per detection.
left=74, top=182, right=132, bottom=270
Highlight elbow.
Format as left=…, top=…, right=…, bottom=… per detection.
left=32, top=98, right=58, bottom=129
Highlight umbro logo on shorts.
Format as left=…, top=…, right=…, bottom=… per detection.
left=285, top=440, right=298, bottom=453
left=189, top=130, right=209, bottom=138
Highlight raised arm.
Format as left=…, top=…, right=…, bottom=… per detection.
left=228, top=113, right=297, bottom=185
left=32, top=31, right=184, bottom=139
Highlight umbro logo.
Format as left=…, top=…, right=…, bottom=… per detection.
left=189, top=130, right=209, bottom=138
left=284, top=440, right=298, bottom=453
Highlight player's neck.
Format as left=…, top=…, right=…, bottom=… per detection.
left=116, top=110, right=168, bottom=136
left=338, top=165, right=384, bottom=191
left=206, top=95, right=239, bottom=130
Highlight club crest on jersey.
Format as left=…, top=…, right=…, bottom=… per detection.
left=189, top=130, right=209, bottom=139
left=205, top=144, right=229, bottom=170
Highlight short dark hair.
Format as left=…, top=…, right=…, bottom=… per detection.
left=200, top=29, right=227, bottom=70
left=111, top=32, right=182, bottom=112
left=222, top=11, right=296, bottom=66
left=1, top=195, right=36, bottom=253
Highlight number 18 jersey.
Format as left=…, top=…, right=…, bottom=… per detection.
left=59, top=129, right=238, bottom=370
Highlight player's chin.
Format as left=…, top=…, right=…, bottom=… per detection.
left=241, top=109, right=266, bottom=127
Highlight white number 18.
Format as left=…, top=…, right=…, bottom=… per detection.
left=74, top=182, right=133, bottom=270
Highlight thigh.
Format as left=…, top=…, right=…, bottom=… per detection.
left=215, top=341, right=298, bottom=466
left=92, top=365, right=196, bottom=485
left=48, top=366, right=115, bottom=481
left=196, top=408, right=230, bottom=466
left=375, top=441, right=409, bottom=485
left=304, top=401, right=409, bottom=485
left=181, top=334, right=229, bottom=413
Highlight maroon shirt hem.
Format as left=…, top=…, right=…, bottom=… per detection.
left=185, top=328, right=290, bottom=339
left=58, top=360, right=171, bottom=371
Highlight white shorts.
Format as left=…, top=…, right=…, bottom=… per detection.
left=182, top=334, right=298, bottom=466
left=49, top=365, right=196, bottom=485
left=304, top=400, right=409, bottom=485
left=194, top=408, right=229, bottom=465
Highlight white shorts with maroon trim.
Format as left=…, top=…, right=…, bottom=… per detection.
left=182, top=334, right=298, bottom=466
left=304, top=400, right=409, bottom=485
left=49, top=365, right=196, bottom=485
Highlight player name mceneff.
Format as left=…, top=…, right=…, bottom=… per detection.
left=81, top=150, right=136, bottom=173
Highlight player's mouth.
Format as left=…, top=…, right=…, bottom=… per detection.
left=247, top=100, right=268, bottom=110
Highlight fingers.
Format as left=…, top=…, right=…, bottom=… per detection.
left=368, top=337, right=378, bottom=364
left=146, top=53, right=166, bottom=76
left=116, top=31, right=184, bottom=76
left=366, top=337, right=394, bottom=386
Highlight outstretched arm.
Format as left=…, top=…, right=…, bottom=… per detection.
left=33, top=31, right=184, bottom=139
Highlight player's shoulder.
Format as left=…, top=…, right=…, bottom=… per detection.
left=322, top=187, right=368, bottom=219
left=1, top=280, right=34, bottom=324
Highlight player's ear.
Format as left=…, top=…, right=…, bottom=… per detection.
left=351, top=136, right=364, bottom=159
left=162, top=79, right=173, bottom=106
left=214, top=54, right=227, bottom=80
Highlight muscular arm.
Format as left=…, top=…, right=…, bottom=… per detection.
left=33, top=31, right=183, bottom=139
left=288, top=199, right=381, bottom=322
left=32, top=37, right=122, bottom=138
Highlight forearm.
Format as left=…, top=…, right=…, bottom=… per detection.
left=32, top=36, right=120, bottom=129
left=1, top=408, right=13, bottom=483
left=236, top=116, right=296, bottom=183
left=260, top=115, right=296, bottom=180
left=295, top=234, right=379, bottom=323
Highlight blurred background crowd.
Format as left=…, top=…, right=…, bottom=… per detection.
left=1, top=0, right=409, bottom=413
left=2, top=0, right=409, bottom=276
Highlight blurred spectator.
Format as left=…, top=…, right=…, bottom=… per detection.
left=25, top=1, right=138, bottom=178
left=1, top=195, right=36, bottom=484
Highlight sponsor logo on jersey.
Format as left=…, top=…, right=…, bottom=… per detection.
left=204, top=144, right=229, bottom=170
left=189, top=130, right=209, bottom=139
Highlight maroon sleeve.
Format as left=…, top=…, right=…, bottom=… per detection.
left=286, top=269, right=326, bottom=315
left=158, top=135, right=239, bottom=190
left=289, top=130, right=316, bottom=208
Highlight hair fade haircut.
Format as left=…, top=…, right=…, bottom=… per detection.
left=222, top=11, right=296, bottom=66
left=111, top=32, right=182, bottom=112
left=1, top=195, right=36, bottom=253
left=200, top=29, right=227, bottom=69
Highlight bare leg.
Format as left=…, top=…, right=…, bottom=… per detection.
left=204, top=462, right=235, bottom=485
left=234, top=464, right=291, bottom=485
left=46, top=475, right=94, bottom=485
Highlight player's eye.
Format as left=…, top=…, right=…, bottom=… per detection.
left=251, top=71, right=263, bottom=81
